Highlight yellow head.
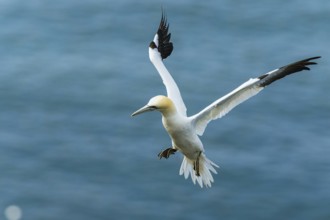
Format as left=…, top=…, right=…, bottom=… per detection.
left=131, top=95, right=175, bottom=116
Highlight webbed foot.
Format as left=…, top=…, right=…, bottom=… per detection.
left=193, top=151, right=202, bottom=176
left=158, top=148, right=177, bottom=159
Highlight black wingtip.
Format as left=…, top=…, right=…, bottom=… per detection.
left=155, top=10, right=173, bottom=60
left=279, top=56, right=321, bottom=74
left=258, top=56, right=321, bottom=87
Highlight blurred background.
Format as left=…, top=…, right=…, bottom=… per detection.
left=0, top=0, right=329, bottom=219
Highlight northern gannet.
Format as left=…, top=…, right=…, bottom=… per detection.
left=132, top=12, right=320, bottom=188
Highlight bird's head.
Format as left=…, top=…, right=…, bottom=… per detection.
left=131, top=95, right=175, bottom=117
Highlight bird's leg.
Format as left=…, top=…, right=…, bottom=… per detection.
left=193, top=151, right=202, bottom=176
left=158, top=147, right=177, bottom=159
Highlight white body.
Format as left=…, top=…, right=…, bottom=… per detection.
left=132, top=13, right=320, bottom=188
left=163, top=113, right=203, bottom=159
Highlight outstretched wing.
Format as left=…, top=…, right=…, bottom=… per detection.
left=149, top=12, right=187, bottom=116
left=190, top=56, right=321, bottom=135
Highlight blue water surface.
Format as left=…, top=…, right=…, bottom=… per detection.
left=0, top=0, right=329, bottom=219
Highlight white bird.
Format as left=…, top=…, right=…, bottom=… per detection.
left=132, top=12, right=320, bottom=188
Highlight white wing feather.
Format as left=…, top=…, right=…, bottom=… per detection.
left=190, top=55, right=321, bottom=136
left=149, top=14, right=320, bottom=135
left=190, top=78, right=263, bottom=135
left=149, top=45, right=187, bottom=116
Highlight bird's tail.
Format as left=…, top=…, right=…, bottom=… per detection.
left=179, top=153, right=219, bottom=188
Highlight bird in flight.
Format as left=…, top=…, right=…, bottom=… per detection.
left=132, top=12, right=320, bottom=188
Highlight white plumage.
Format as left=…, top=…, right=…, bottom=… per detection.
left=132, top=12, right=320, bottom=188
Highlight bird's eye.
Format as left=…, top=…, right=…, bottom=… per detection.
left=149, top=105, right=158, bottom=109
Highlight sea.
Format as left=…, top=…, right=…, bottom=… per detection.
left=0, top=0, right=329, bottom=219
